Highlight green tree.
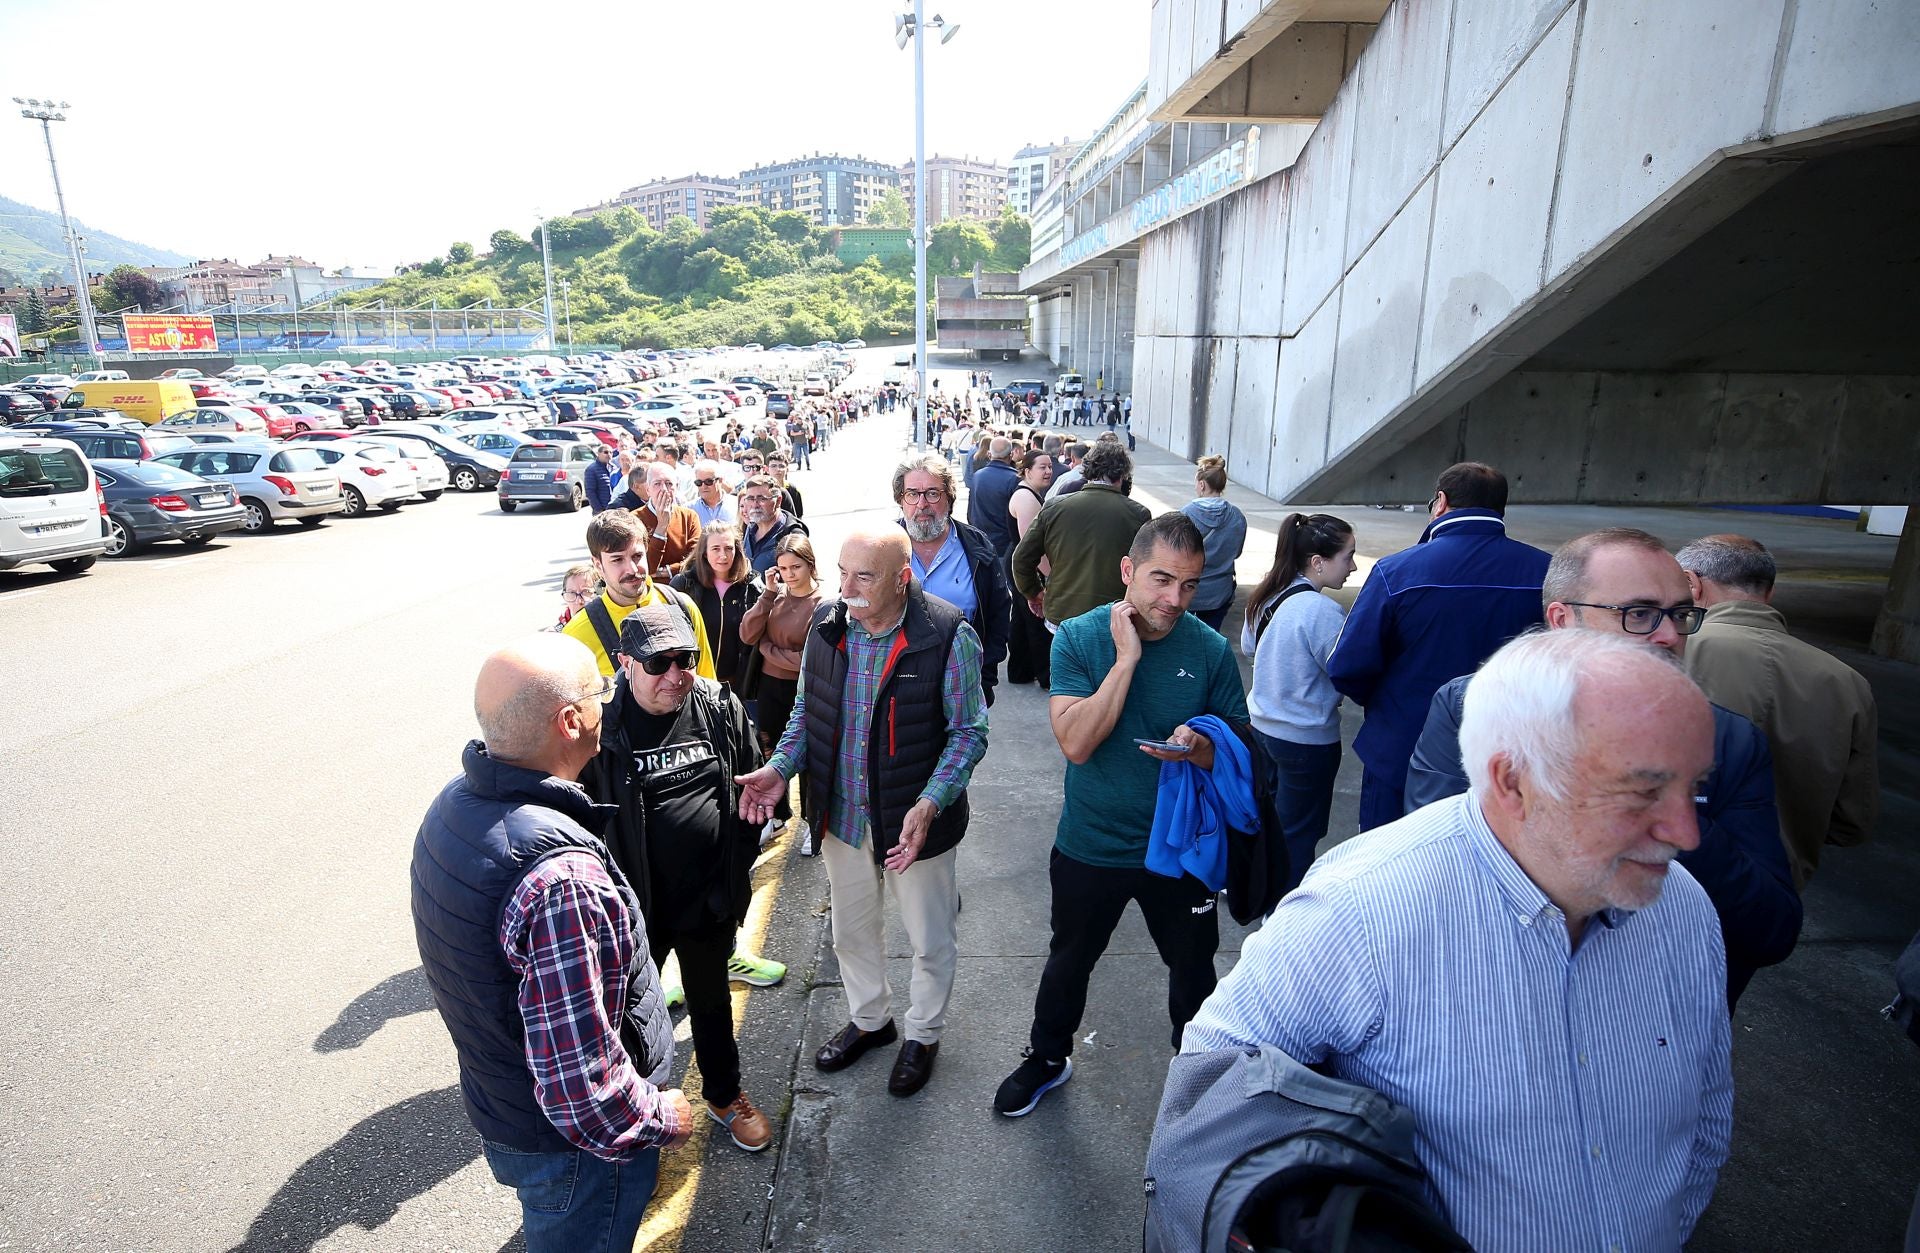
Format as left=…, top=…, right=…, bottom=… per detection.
left=767, top=211, right=814, bottom=245
left=928, top=218, right=995, bottom=274
left=0, top=266, right=17, bottom=289
left=989, top=210, right=1032, bottom=271
left=488, top=229, right=529, bottom=257
left=447, top=241, right=475, bottom=264
left=865, top=188, right=911, bottom=228
left=38, top=268, right=63, bottom=290
left=418, top=257, right=448, bottom=277
left=19, top=287, right=49, bottom=333
left=95, top=264, right=166, bottom=312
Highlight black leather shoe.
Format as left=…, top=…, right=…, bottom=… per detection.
left=814, top=1020, right=897, bottom=1072
left=888, top=1040, right=939, bottom=1096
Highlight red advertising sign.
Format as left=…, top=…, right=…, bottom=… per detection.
left=123, top=314, right=220, bottom=354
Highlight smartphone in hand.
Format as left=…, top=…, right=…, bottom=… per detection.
left=1134, top=738, right=1190, bottom=752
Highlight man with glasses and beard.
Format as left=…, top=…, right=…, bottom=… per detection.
left=1405, top=527, right=1801, bottom=1007
left=579, top=605, right=776, bottom=1155
left=894, top=453, right=1010, bottom=706
left=739, top=474, right=807, bottom=576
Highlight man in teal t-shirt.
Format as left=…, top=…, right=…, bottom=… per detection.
left=993, top=513, right=1249, bottom=1118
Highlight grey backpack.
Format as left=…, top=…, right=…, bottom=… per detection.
left=1143, top=1046, right=1469, bottom=1253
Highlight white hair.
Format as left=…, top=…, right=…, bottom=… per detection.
left=1459, top=629, right=1683, bottom=803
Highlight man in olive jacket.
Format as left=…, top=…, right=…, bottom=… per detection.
left=1011, top=440, right=1151, bottom=628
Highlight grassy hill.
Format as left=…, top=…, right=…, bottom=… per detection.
left=0, top=193, right=191, bottom=284
left=336, top=205, right=1029, bottom=350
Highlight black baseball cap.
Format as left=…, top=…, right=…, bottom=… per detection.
left=617, top=603, right=697, bottom=662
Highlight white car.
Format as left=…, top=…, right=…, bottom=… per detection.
left=387, top=448, right=449, bottom=499
left=0, top=435, right=109, bottom=573
left=269, top=363, right=317, bottom=381
left=802, top=374, right=828, bottom=396
left=303, top=439, right=420, bottom=515
left=75, top=369, right=131, bottom=383
left=154, top=441, right=345, bottom=532
left=178, top=404, right=269, bottom=436
left=17, top=373, right=76, bottom=389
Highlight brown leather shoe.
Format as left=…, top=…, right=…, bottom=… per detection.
left=706, top=1092, right=773, bottom=1152
left=814, top=1020, right=897, bottom=1072
left=887, top=1039, right=939, bottom=1096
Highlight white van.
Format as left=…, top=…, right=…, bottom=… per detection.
left=1056, top=373, right=1085, bottom=396
left=0, top=435, right=109, bottom=574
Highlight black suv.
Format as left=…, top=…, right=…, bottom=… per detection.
left=0, top=390, right=50, bottom=423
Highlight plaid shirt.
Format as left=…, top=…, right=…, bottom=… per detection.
left=500, top=851, right=683, bottom=1159
left=768, top=609, right=988, bottom=850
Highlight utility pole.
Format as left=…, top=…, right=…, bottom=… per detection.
left=538, top=214, right=557, bottom=352
left=15, top=98, right=99, bottom=360
left=560, top=278, right=573, bottom=354
left=894, top=8, right=958, bottom=449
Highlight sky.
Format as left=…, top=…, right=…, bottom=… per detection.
left=0, top=0, right=1147, bottom=274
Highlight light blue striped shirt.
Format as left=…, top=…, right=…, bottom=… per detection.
left=1185, top=793, right=1733, bottom=1253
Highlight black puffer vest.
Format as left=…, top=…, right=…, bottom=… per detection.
left=411, top=742, right=674, bottom=1153
left=801, top=583, right=970, bottom=864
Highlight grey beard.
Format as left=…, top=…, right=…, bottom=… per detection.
left=903, top=515, right=948, bottom=543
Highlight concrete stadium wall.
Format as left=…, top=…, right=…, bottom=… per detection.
left=1130, top=0, right=1920, bottom=504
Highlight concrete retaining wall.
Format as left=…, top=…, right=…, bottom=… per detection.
left=1131, top=0, right=1920, bottom=503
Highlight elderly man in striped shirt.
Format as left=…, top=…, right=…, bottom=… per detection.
left=1184, top=630, right=1734, bottom=1253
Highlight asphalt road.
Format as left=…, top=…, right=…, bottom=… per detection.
left=3, top=343, right=1915, bottom=1251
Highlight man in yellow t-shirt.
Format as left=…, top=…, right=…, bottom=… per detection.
left=565, top=509, right=718, bottom=681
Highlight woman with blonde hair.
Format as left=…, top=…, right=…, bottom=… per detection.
left=1180, top=454, right=1248, bottom=633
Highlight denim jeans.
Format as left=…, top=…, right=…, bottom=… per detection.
left=1255, top=731, right=1342, bottom=893
left=482, top=1141, right=660, bottom=1253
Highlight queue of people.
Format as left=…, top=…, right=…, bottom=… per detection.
left=411, top=399, right=1883, bottom=1251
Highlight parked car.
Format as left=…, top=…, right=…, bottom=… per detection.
left=74, top=369, right=131, bottom=383
left=299, top=439, right=420, bottom=516
left=498, top=441, right=599, bottom=512
left=764, top=391, right=794, bottom=417
left=273, top=402, right=348, bottom=434
left=155, top=442, right=345, bottom=532
left=0, top=435, right=109, bottom=573
left=459, top=429, right=532, bottom=459
left=162, top=410, right=267, bottom=436
left=93, top=458, right=247, bottom=555
left=359, top=428, right=507, bottom=492
left=0, top=390, right=51, bottom=423
left=519, top=427, right=593, bottom=444
left=57, top=427, right=196, bottom=462
left=156, top=367, right=205, bottom=379
left=801, top=374, right=828, bottom=396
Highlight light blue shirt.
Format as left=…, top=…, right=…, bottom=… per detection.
left=691, top=496, right=737, bottom=528
left=1186, top=793, right=1733, bottom=1253
left=908, top=522, right=978, bottom=619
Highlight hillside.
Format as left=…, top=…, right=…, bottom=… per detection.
left=336, top=204, right=1030, bottom=350
left=0, top=193, right=192, bottom=284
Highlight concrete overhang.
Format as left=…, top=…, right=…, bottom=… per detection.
left=1152, top=0, right=1388, bottom=123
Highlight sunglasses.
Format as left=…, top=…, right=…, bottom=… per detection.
left=693, top=477, right=718, bottom=487
left=638, top=649, right=698, bottom=676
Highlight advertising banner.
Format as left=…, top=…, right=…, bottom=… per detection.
left=122, top=313, right=220, bottom=354
left=0, top=313, right=17, bottom=359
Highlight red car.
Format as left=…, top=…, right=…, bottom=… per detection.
left=557, top=421, right=622, bottom=448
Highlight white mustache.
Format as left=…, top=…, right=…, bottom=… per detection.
left=844, top=596, right=872, bottom=608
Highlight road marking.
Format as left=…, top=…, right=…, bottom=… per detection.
left=636, top=793, right=801, bottom=1252
left=0, top=586, right=50, bottom=602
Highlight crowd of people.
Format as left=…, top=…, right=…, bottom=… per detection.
left=408, top=383, right=1890, bottom=1251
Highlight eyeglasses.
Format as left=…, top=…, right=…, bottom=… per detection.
left=566, top=676, right=616, bottom=708
left=1562, top=602, right=1708, bottom=636
left=562, top=586, right=591, bottom=603
left=901, top=487, right=947, bottom=502
left=693, top=477, right=718, bottom=486
left=638, top=649, right=698, bottom=676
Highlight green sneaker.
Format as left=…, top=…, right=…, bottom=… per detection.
left=665, top=984, right=686, bottom=1010
left=727, top=950, right=786, bottom=987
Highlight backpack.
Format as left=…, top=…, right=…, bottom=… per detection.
left=1144, top=1046, right=1469, bottom=1253
left=581, top=586, right=701, bottom=666
left=1250, top=581, right=1316, bottom=644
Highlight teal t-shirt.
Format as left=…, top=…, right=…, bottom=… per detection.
left=1049, top=606, right=1250, bottom=867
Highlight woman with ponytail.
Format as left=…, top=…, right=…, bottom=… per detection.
left=1241, top=512, right=1358, bottom=891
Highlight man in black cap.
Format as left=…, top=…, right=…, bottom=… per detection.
left=580, top=604, right=776, bottom=1153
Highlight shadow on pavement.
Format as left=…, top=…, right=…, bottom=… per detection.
left=226, top=1085, right=485, bottom=1252
left=313, top=966, right=434, bottom=1053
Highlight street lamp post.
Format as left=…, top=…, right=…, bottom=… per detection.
left=894, top=7, right=959, bottom=449
left=560, top=278, right=573, bottom=354
left=537, top=214, right=557, bottom=353
left=15, top=97, right=100, bottom=360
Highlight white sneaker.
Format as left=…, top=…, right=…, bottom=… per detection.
left=796, top=820, right=815, bottom=857
left=759, top=818, right=782, bottom=849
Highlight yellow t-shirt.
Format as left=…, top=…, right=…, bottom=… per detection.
left=563, top=583, right=718, bottom=680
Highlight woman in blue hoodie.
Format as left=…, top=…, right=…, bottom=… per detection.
left=1240, top=513, right=1357, bottom=891
left=1179, top=455, right=1249, bottom=633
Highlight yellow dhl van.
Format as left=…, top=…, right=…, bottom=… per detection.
left=60, top=381, right=198, bottom=425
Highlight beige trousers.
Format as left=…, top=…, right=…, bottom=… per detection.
left=821, top=833, right=960, bottom=1045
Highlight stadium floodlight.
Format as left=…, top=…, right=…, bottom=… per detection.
left=893, top=5, right=961, bottom=448
left=15, top=96, right=99, bottom=357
